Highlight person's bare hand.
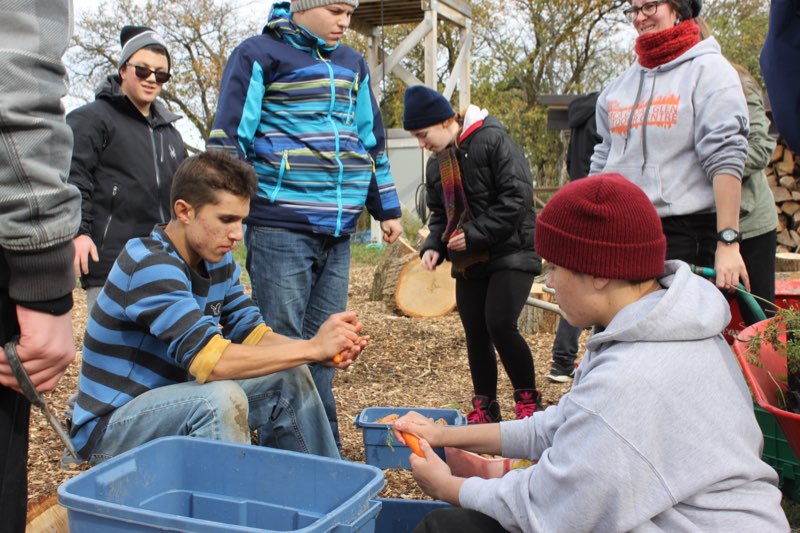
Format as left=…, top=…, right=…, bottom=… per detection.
left=73, top=234, right=98, bottom=277
left=714, top=244, right=749, bottom=293
left=393, top=411, right=442, bottom=447
left=0, top=307, right=76, bottom=393
left=446, top=230, right=466, bottom=251
left=409, top=439, right=462, bottom=503
left=380, top=219, right=403, bottom=244
left=421, top=249, right=440, bottom=271
left=312, top=311, right=368, bottom=367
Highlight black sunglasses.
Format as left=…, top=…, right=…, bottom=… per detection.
left=126, top=62, right=171, bottom=84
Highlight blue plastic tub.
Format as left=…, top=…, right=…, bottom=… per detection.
left=354, top=407, right=466, bottom=469
left=57, top=437, right=385, bottom=532
left=374, top=498, right=452, bottom=532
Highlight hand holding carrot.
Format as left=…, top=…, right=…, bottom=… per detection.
left=393, top=411, right=442, bottom=448
left=312, top=311, right=368, bottom=368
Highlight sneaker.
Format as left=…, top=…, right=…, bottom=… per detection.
left=466, top=395, right=502, bottom=424
left=513, top=388, right=542, bottom=419
left=546, top=360, right=576, bottom=383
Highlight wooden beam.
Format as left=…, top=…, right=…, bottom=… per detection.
left=434, top=2, right=468, bottom=27
left=442, top=29, right=472, bottom=101
left=459, top=24, right=471, bottom=109
left=373, top=18, right=432, bottom=82
left=424, top=8, right=438, bottom=88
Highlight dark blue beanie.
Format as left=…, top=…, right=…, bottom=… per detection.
left=403, top=85, right=456, bottom=131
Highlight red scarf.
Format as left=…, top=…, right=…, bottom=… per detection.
left=635, top=19, right=701, bottom=69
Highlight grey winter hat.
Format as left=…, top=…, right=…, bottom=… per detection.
left=118, top=25, right=171, bottom=70
left=290, top=0, right=359, bottom=13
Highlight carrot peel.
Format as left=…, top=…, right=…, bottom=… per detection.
left=401, top=431, right=424, bottom=457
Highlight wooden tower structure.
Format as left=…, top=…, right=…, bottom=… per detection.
left=351, top=0, right=473, bottom=109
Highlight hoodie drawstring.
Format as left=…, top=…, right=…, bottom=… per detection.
left=623, top=71, right=647, bottom=155
left=640, top=75, right=658, bottom=175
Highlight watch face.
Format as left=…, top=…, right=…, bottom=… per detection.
left=720, top=229, right=737, bottom=242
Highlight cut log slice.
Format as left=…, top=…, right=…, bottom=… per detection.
left=394, top=257, right=456, bottom=317
left=777, top=252, right=800, bottom=273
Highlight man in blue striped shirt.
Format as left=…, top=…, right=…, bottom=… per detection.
left=70, top=150, right=366, bottom=463
left=209, top=0, right=402, bottom=449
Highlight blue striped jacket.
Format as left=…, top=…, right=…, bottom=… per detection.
left=69, top=226, right=265, bottom=458
left=208, top=3, right=401, bottom=236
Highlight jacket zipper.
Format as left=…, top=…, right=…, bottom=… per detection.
left=149, top=126, right=166, bottom=222
left=316, top=48, right=344, bottom=237
left=271, top=149, right=291, bottom=202
left=99, top=184, right=118, bottom=252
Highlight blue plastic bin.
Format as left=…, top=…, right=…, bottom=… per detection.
left=354, top=407, right=466, bottom=469
left=374, top=498, right=452, bottom=532
left=57, top=437, right=385, bottom=532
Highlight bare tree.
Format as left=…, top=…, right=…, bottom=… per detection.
left=67, top=0, right=264, bottom=151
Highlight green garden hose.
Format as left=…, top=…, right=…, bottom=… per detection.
left=690, top=265, right=767, bottom=323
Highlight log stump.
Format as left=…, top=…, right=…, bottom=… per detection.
left=518, top=282, right=560, bottom=335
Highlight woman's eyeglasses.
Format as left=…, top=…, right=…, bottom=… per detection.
left=126, top=62, right=171, bottom=84
left=623, top=0, right=668, bottom=23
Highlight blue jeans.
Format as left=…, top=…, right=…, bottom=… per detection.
left=88, top=366, right=339, bottom=465
left=552, top=318, right=582, bottom=365
left=245, top=226, right=350, bottom=448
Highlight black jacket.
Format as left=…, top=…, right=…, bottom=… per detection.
left=420, top=116, right=541, bottom=279
left=67, top=75, right=187, bottom=288
left=566, top=91, right=601, bottom=181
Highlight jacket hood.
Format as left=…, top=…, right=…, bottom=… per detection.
left=95, top=74, right=181, bottom=126
left=649, top=36, right=722, bottom=73
left=265, top=1, right=339, bottom=53
left=586, top=260, right=729, bottom=351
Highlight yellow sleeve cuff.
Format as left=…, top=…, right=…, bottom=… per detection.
left=242, top=323, right=271, bottom=346
left=189, top=334, right=231, bottom=384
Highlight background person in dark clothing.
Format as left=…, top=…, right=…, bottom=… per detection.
left=0, top=1, right=82, bottom=530
left=547, top=92, right=600, bottom=383
left=403, top=85, right=542, bottom=423
left=68, top=25, right=187, bottom=312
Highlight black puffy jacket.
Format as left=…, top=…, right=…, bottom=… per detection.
left=420, top=116, right=541, bottom=279
left=67, top=75, right=187, bottom=288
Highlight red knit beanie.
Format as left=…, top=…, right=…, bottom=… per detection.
left=535, top=174, right=666, bottom=280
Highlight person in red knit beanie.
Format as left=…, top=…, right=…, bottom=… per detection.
left=387, top=173, right=788, bottom=533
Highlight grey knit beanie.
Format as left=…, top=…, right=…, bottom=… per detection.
left=118, top=25, right=171, bottom=70
left=290, top=0, right=359, bottom=13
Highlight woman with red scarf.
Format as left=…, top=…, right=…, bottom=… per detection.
left=402, top=85, right=542, bottom=424
left=591, top=0, right=750, bottom=293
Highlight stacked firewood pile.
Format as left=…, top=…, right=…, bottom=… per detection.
left=770, top=139, right=800, bottom=253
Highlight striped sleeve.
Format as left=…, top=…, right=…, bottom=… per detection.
left=208, top=38, right=267, bottom=160
left=121, top=252, right=227, bottom=370
left=355, top=65, right=401, bottom=221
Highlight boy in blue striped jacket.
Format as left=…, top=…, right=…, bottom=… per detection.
left=69, top=151, right=367, bottom=463
left=209, top=0, right=402, bottom=448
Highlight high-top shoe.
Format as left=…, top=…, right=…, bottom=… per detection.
left=513, top=388, right=542, bottom=419
left=466, top=395, right=502, bottom=424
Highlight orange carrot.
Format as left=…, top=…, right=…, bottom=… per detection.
left=333, top=353, right=343, bottom=364
left=401, top=431, right=424, bottom=457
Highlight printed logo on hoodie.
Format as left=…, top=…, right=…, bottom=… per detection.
left=608, top=94, right=680, bottom=135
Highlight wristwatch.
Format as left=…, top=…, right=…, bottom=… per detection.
left=716, top=227, right=741, bottom=244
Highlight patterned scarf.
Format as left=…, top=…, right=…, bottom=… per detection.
left=439, top=147, right=488, bottom=272
left=635, top=19, right=701, bottom=69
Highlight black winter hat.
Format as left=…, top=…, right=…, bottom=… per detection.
left=118, top=25, right=171, bottom=70
left=403, top=85, right=456, bottom=131
left=677, top=0, right=702, bottom=20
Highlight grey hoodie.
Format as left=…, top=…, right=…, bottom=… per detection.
left=591, top=38, right=749, bottom=218
left=459, top=261, right=788, bottom=532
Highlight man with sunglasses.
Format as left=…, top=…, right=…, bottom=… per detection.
left=67, top=25, right=187, bottom=313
